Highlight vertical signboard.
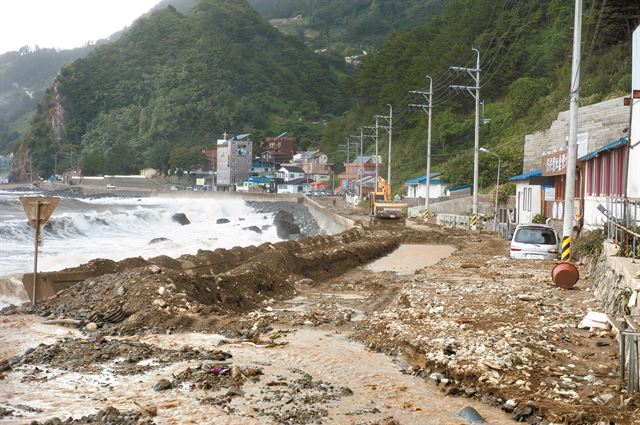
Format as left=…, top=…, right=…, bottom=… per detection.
left=19, top=197, right=60, bottom=305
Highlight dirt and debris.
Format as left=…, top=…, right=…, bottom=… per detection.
left=12, top=337, right=231, bottom=375
left=1, top=218, right=637, bottom=424
left=27, top=406, right=155, bottom=425
left=2, top=228, right=401, bottom=336
left=349, top=225, right=636, bottom=424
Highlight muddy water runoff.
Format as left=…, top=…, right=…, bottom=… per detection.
left=2, top=244, right=511, bottom=424
left=367, top=244, right=457, bottom=275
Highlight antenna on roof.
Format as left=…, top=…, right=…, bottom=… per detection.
left=277, top=132, right=288, bottom=139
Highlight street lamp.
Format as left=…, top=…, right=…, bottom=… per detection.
left=479, top=147, right=501, bottom=231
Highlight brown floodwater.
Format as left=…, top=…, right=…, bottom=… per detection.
left=1, top=320, right=510, bottom=424
left=366, top=244, right=456, bottom=275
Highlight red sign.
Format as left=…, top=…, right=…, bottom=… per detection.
left=542, top=150, right=567, bottom=176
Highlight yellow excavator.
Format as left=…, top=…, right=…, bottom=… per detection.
left=368, top=177, right=408, bottom=221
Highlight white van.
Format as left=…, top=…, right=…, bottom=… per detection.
left=510, top=224, right=559, bottom=260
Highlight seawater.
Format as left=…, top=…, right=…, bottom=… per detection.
left=0, top=191, right=282, bottom=307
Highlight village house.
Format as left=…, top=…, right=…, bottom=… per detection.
left=339, top=155, right=383, bottom=195
left=287, top=151, right=332, bottom=182
left=277, top=165, right=305, bottom=182
left=277, top=177, right=312, bottom=194
left=510, top=96, right=629, bottom=229
left=261, top=136, right=298, bottom=169
left=404, top=173, right=449, bottom=199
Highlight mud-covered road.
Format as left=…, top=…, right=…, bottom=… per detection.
left=0, top=220, right=635, bottom=424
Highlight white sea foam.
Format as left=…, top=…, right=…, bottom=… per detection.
left=0, top=193, right=281, bottom=307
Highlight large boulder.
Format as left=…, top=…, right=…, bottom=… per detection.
left=243, top=226, right=262, bottom=234
left=273, top=210, right=300, bottom=239
left=273, top=210, right=295, bottom=224
left=275, top=221, right=301, bottom=240
left=216, top=218, right=230, bottom=224
left=171, top=213, right=190, bottom=226
left=149, top=237, right=171, bottom=245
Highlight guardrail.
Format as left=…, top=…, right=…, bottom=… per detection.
left=436, top=213, right=472, bottom=228
left=603, top=197, right=640, bottom=260
left=610, top=315, right=640, bottom=395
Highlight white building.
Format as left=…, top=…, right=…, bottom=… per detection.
left=404, top=173, right=448, bottom=199
left=509, top=170, right=544, bottom=225
left=277, top=165, right=305, bottom=182
left=216, top=134, right=252, bottom=189
left=277, top=178, right=310, bottom=194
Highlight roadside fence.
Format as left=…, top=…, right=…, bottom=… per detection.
left=602, top=197, right=640, bottom=260
left=610, top=315, right=640, bottom=395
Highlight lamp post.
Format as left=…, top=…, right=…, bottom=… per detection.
left=479, top=147, right=501, bottom=231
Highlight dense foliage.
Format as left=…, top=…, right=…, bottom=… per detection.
left=20, top=0, right=349, bottom=176
left=0, top=45, right=99, bottom=153
left=247, top=0, right=446, bottom=54
left=321, top=0, right=640, bottom=192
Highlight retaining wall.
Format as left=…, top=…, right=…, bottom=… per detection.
left=303, top=197, right=357, bottom=234
left=153, top=191, right=302, bottom=203
left=154, top=192, right=356, bottom=235
left=589, top=242, right=640, bottom=314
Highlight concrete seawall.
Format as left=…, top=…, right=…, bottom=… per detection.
left=153, top=191, right=303, bottom=203
left=589, top=242, right=640, bottom=314
left=154, top=192, right=357, bottom=235
left=303, top=197, right=357, bottom=234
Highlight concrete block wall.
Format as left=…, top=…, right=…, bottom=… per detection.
left=523, top=97, right=628, bottom=172
left=589, top=242, right=640, bottom=315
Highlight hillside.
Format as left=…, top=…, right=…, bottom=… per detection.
left=320, top=0, right=640, bottom=191
left=16, top=0, right=349, bottom=178
left=247, top=0, right=447, bottom=55
left=0, top=45, right=99, bottom=154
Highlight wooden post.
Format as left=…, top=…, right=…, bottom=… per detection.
left=32, top=201, right=40, bottom=306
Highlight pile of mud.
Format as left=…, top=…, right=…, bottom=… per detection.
left=13, top=337, right=231, bottom=375
left=4, top=228, right=401, bottom=335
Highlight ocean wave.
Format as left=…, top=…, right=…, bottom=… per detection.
left=0, top=207, right=165, bottom=243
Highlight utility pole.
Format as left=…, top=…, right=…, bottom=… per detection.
left=346, top=138, right=350, bottom=163
left=371, top=115, right=385, bottom=192
left=350, top=131, right=364, bottom=198
left=562, top=0, right=583, bottom=262
left=450, top=48, right=481, bottom=230
left=375, top=106, right=393, bottom=186
left=53, top=152, right=57, bottom=177
left=360, top=127, right=364, bottom=199
left=387, top=104, right=392, bottom=185
left=29, top=154, right=33, bottom=183
left=410, top=75, right=434, bottom=219
left=374, top=116, right=379, bottom=192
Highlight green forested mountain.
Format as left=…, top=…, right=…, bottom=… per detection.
left=0, top=45, right=99, bottom=154
left=17, top=0, right=349, bottom=177
left=247, top=0, right=447, bottom=54
left=321, top=0, right=640, bottom=191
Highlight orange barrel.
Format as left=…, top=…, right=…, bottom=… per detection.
left=551, top=262, right=579, bottom=289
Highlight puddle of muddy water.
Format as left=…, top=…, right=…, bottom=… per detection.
left=2, top=322, right=511, bottom=424
left=0, top=315, right=79, bottom=359
left=367, top=244, right=456, bottom=275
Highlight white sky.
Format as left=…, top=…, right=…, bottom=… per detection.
left=0, top=0, right=161, bottom=54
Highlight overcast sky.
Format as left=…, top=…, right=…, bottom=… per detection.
left=0, top=0, right=161, bottom=55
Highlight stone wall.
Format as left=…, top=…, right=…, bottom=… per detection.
left=523, top=97, right=628, bottom=172
left=589, top=242, right=640, bottom=314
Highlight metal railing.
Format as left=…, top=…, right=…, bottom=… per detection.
left=610, top=315, right=640, bottom=395
left=603, top=197, right=640, bottom=260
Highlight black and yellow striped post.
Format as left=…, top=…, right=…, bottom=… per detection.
left=561, top=236, right=571, bottom=262
left=422, top=208, right=430, bottom=221
left=471, top=213, right=478, bottom=229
